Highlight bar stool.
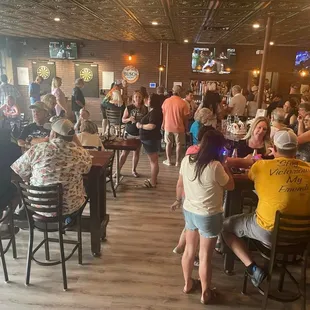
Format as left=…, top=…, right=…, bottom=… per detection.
left=17, top=182, right=86, bottom=291
left=242, top=210, right=310, bottom=310
left=106, top=109, right=123, bottom=138
left=0, top=202, right=17, bottom=283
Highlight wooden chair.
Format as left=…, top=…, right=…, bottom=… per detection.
left=17, top=182, right=87, bottom=291
left=242, top=210, right=310, bottom=310
left=0, top=202, right=17, bottom=283
left=106, top=109, right=123, bottom=138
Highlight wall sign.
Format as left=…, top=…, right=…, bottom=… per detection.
left=149, top=82, right=157, bottom=88
left=32, top=61, right=56, bottom=94
left=17, top=67, right=29, bottom=86
left=122, top=65, right=139, bottom=84
left=74, top=63, right=99, bottom=98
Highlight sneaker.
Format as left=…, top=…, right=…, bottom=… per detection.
left=247, top=265, right=266, bottom=287
left=163, top=160, right=172, bottom=166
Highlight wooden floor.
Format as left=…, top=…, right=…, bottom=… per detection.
left=0, top=153, right=309, bottom=310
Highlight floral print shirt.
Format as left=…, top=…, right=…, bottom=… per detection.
left=11, top=138, right=92, bottom=216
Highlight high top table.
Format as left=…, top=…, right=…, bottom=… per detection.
left=86, top=150, right=114, bottom=256
left=103, top=138, right=141, bottom=188
left=223, top=172, right=254, bottom=274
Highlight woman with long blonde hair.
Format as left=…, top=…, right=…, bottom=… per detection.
left=239, top=116, right=272, bottom=157
left=51, top=76, right=67, bottom=117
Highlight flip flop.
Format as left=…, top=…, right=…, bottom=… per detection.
left=200, top=288, right=217, bottom=305
left=183, top=278, right=200, bottom=294
left=143, top=179, right=156, bottom=188
left=132, top=171, right=139, bottom=178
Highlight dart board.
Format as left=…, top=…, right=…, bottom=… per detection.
left=32, top=61, right=56, bottom=95
left=74, top=63, right=99, bottom=97
left=37, top=66, right=50, bottom=80
left=80, top=68, right=93, bottom=82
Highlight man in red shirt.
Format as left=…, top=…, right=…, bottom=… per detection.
left=162, top=85, right=189, bottom=166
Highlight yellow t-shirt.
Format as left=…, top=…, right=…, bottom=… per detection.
left=249, top=158, right=310, bottom=231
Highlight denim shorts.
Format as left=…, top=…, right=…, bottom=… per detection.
left=141, top=139, right=161, bottom=154
left=183, top=209, right=223, bottom=238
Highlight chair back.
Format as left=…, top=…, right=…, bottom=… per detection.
left=83, top=145, right=101, bottom=151
left=106, top=109, right=122, bottom=138
left=16, top=182, right=63, bottom=219
left=272, top=210, right=310, bottom=251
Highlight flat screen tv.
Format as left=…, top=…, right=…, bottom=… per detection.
left=295, top=51, right=310, bottom=70
left=192, top=47, right=236, bottom=74
left=49, top=41, right=78, bottom=60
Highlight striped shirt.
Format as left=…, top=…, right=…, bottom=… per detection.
left=0, top=83, right=21, bottom=106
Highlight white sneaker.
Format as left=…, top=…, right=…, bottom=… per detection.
left=163, top=160, right=172, bottom=166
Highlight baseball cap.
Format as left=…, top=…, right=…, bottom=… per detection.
left=172, top=85, right=182, bottom=94
left=29, top=101, right=48, bottom=111
left=51, top=119, right=75, bottom=137
left=274, top=130, right=298, bottom=150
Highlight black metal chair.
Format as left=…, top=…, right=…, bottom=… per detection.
left=242, top=210, right=310, bottom=310
left=105, top=150, right=116, bottom=198
left=17, top=182, right=86, bottom=291
left=82, top=146, right=102, bottom=151
left=0, top=202, right=17, bottom=283
left=106, top=108, right=123, bottom=138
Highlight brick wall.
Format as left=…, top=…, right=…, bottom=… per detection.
left=10, top=38, right=303, bottom=122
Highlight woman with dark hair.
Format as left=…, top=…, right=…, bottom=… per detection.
left=171, top=130, right=234, bottom=304
left=283, top=99, right=298, bottom=126
left=136, top=93, right=163, bottom=188
left=195, top=82, right=221, bottom=125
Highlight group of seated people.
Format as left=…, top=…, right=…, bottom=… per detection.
left=170, top=121, right=310, bottom=305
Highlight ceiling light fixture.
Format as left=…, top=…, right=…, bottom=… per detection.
left=151, top=21, right=158, bottom=25
left=184, top=39, right=189, bottom=43
left=54, top=17, right=60, bottom=22
left=253, top=23, right=260, bottom=29
left=158, top=64, right=165, bottom=72
left=269, top=41, right=274, bottom=46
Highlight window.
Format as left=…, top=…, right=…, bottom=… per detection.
left=0, top=50, right=6, bottom=76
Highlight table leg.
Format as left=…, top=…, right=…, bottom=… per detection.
left=115, top=149, right=123, bottom=189
left=89, top=172, right=101, bottom=257
left=223, top=188, right=243, bottom=275
left=99, top=169, right=109, bottom=240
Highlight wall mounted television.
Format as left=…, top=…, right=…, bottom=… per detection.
left=192, top=47, right=236, bottom=74
left=49, top=41, right=78, bottom=60
left=295, top=50, right=310, bottom=71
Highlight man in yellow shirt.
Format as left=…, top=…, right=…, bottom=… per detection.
left=222, top=130, right=310, bottom=288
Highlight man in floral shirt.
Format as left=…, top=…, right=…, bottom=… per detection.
left=11, top=118, right=92, bottom=217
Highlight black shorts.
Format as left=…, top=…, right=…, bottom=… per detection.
left=141, top=140, right=161, bottom=154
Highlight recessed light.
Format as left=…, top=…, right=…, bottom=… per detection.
left=54, top=17, right=60, bottom=22
left=184, top=39, right=189, bottom=43
left=151, top=21, right=158, bottom=25
left=253, top=23, right=260, bottom=29
left=269, top=41, right=274, bottom=46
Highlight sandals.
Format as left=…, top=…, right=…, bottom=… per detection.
left=132, top=171, right=139, bottom=178
left=200, top=288, right=217, bottom=305
left=183, top=278, right=200, bottom=294
left=143, top=179, right=156, bottom=188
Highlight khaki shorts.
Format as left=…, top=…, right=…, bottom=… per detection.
left=164, top=132, right=185, bottom=145
left=223, top=213, right=272, bottom=247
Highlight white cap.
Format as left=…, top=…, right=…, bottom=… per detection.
left=51, top=119, right=75, bottom=137
left=274, top=130, right=298, bottom=150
